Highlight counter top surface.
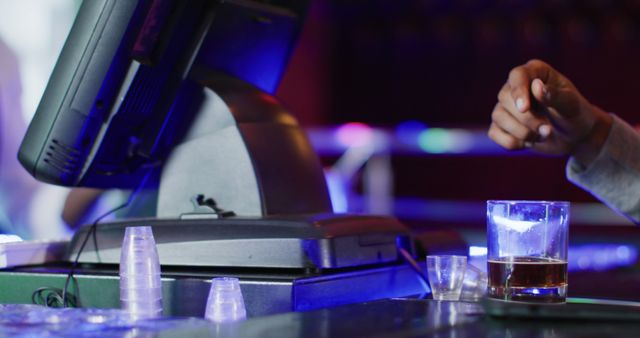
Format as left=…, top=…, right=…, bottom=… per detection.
left=223, top=298, right=640, bottom=338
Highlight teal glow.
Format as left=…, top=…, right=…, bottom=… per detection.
left=417, top=128, right=474, bottom=154
left=418, top=128, right=451, bottom=153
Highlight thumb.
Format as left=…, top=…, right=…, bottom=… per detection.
left=531, top=78, right=552, bottom=106
left=531, top=78, right=580, bottom=118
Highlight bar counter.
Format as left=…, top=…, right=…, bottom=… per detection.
left=227, top=298, right=640, bottom=338
left=1, top=267, right=640, bottom=336
left=2, top=244, right=640, bottom=336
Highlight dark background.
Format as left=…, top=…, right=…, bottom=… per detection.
left=280, top=0, right=640, bottom=127
left=274, top=1, right=640, bottom=299
left=275, top=0, right=640, bottom=217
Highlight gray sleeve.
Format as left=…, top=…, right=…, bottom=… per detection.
left=566, top=114, right=640, bottom=224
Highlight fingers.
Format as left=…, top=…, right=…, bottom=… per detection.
left=506, top=59, right=552, bottom=113
left=531, top=78, right=549, bottom=104
left=491, top=103, right=536, bottom=142
left=532, top=76, right=581, bottom=120
left=490, top=102, right=551, bottom=151
left=497, top=83, right=518, bottom=113
left=490, top=59, right=588, bottom=154
left=507, top=68, right=532, bottom=113
left=523, top=59, right=552, bottom=83
left=511, top=59, right=579, bottom=117
left=497, top=83, right=550, bottom=140
left=530, top=79, right=565, bottom=133
left=488, top=122, right=525, bottom=150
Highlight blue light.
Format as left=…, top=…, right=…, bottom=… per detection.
left=395, top=120, right=428, bottom=146
left=324, top=170, right=348, bottom=213
left=0, top=235, right=22, bottom=243
left=568, top=244, right=638, bottom=272
left=194, top=11, right=297, bottom=94
left=490, top=215, right=539, bottom=233
left=468, top=245, right=637, bottom=272
left=445, top=129, right=475, bottom=153
left=616, top=245, right=631, bottom=260
left=469, top=246, right=488, bottom=257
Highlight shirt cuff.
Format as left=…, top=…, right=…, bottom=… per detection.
left=566, top=114, right=640, bottom=223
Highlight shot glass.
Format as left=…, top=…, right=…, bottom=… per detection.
left=119, top=226, right=163, bottom=319
left=460, top=264, right=488, bottom=301
left=426, top=255, right=467, bottom=301
left=204, top=277, right=246, bottom=323
left=487, top=200, right=569, bottom=303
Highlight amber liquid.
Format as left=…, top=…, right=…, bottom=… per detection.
left=488, top=257, right=568, bottom=303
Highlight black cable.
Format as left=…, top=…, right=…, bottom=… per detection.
left=58, top=169, right=154, bottom=308
left=32, top=287, right=76, bottom=308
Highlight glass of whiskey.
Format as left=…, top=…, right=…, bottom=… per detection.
left=487, top=200, right=569, bottom=303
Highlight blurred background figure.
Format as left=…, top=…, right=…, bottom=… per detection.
left=0, top=1, right=78, bottom=240
left=0, top=35, right=37, bottom=238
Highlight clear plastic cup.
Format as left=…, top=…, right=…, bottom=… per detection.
left=119, top=227, right=161, bottom=277
left=460, top=264, right=488, bottom=301
left=204, top=277, right=246, bottom=323
left=119, top=275, right=163, bottom=289
left=120, top=299, right=163, bottom=321
left=120, top=261, right=162, bottom=276
left=120, top=286, right=163, bottom=301
left=119, top=307, right=162, bottom=321
left=119, top=226, right=163, bottom=319
left=426, top=255, right=467, bottom=301
left=120, top=299, right=164, bottom=311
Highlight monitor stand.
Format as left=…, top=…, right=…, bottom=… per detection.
left=67, top=213, right=411, bottom=269
left=67, top=75, right=413, bottom=269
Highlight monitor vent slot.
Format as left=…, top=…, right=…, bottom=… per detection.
left=43, top=139, right=82, bottom=174
left=119, top=66, right=163, bottom=117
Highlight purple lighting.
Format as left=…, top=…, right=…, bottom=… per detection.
left=335, top=122, right=374, bottom=148
left=568, top=244, right=638, bottom=272
left=307, top=122, right=507, bottom=155
left=469, top=244, right=638, bottom=273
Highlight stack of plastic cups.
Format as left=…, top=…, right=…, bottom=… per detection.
left=204, top=277, right=247, bottom=323
left=119, top=226, right=163, bottom=320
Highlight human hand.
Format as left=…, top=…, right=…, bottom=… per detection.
left=62, top=188, right=104, bottom=229
left=488, top=59, right=612, bottom=165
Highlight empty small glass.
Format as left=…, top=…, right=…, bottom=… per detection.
left=120, top=226, right=163, bottom=320
left=460, top=264, right=488, bottom=301
left=204, top=277, right=246, bottom=323
left=426, top=255, right=467, bottom=301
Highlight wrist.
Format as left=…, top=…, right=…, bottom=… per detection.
left=571, top=106, right=613, bottom=167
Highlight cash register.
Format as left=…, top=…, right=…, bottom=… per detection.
left=14, top=0, right=425, bottom=316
